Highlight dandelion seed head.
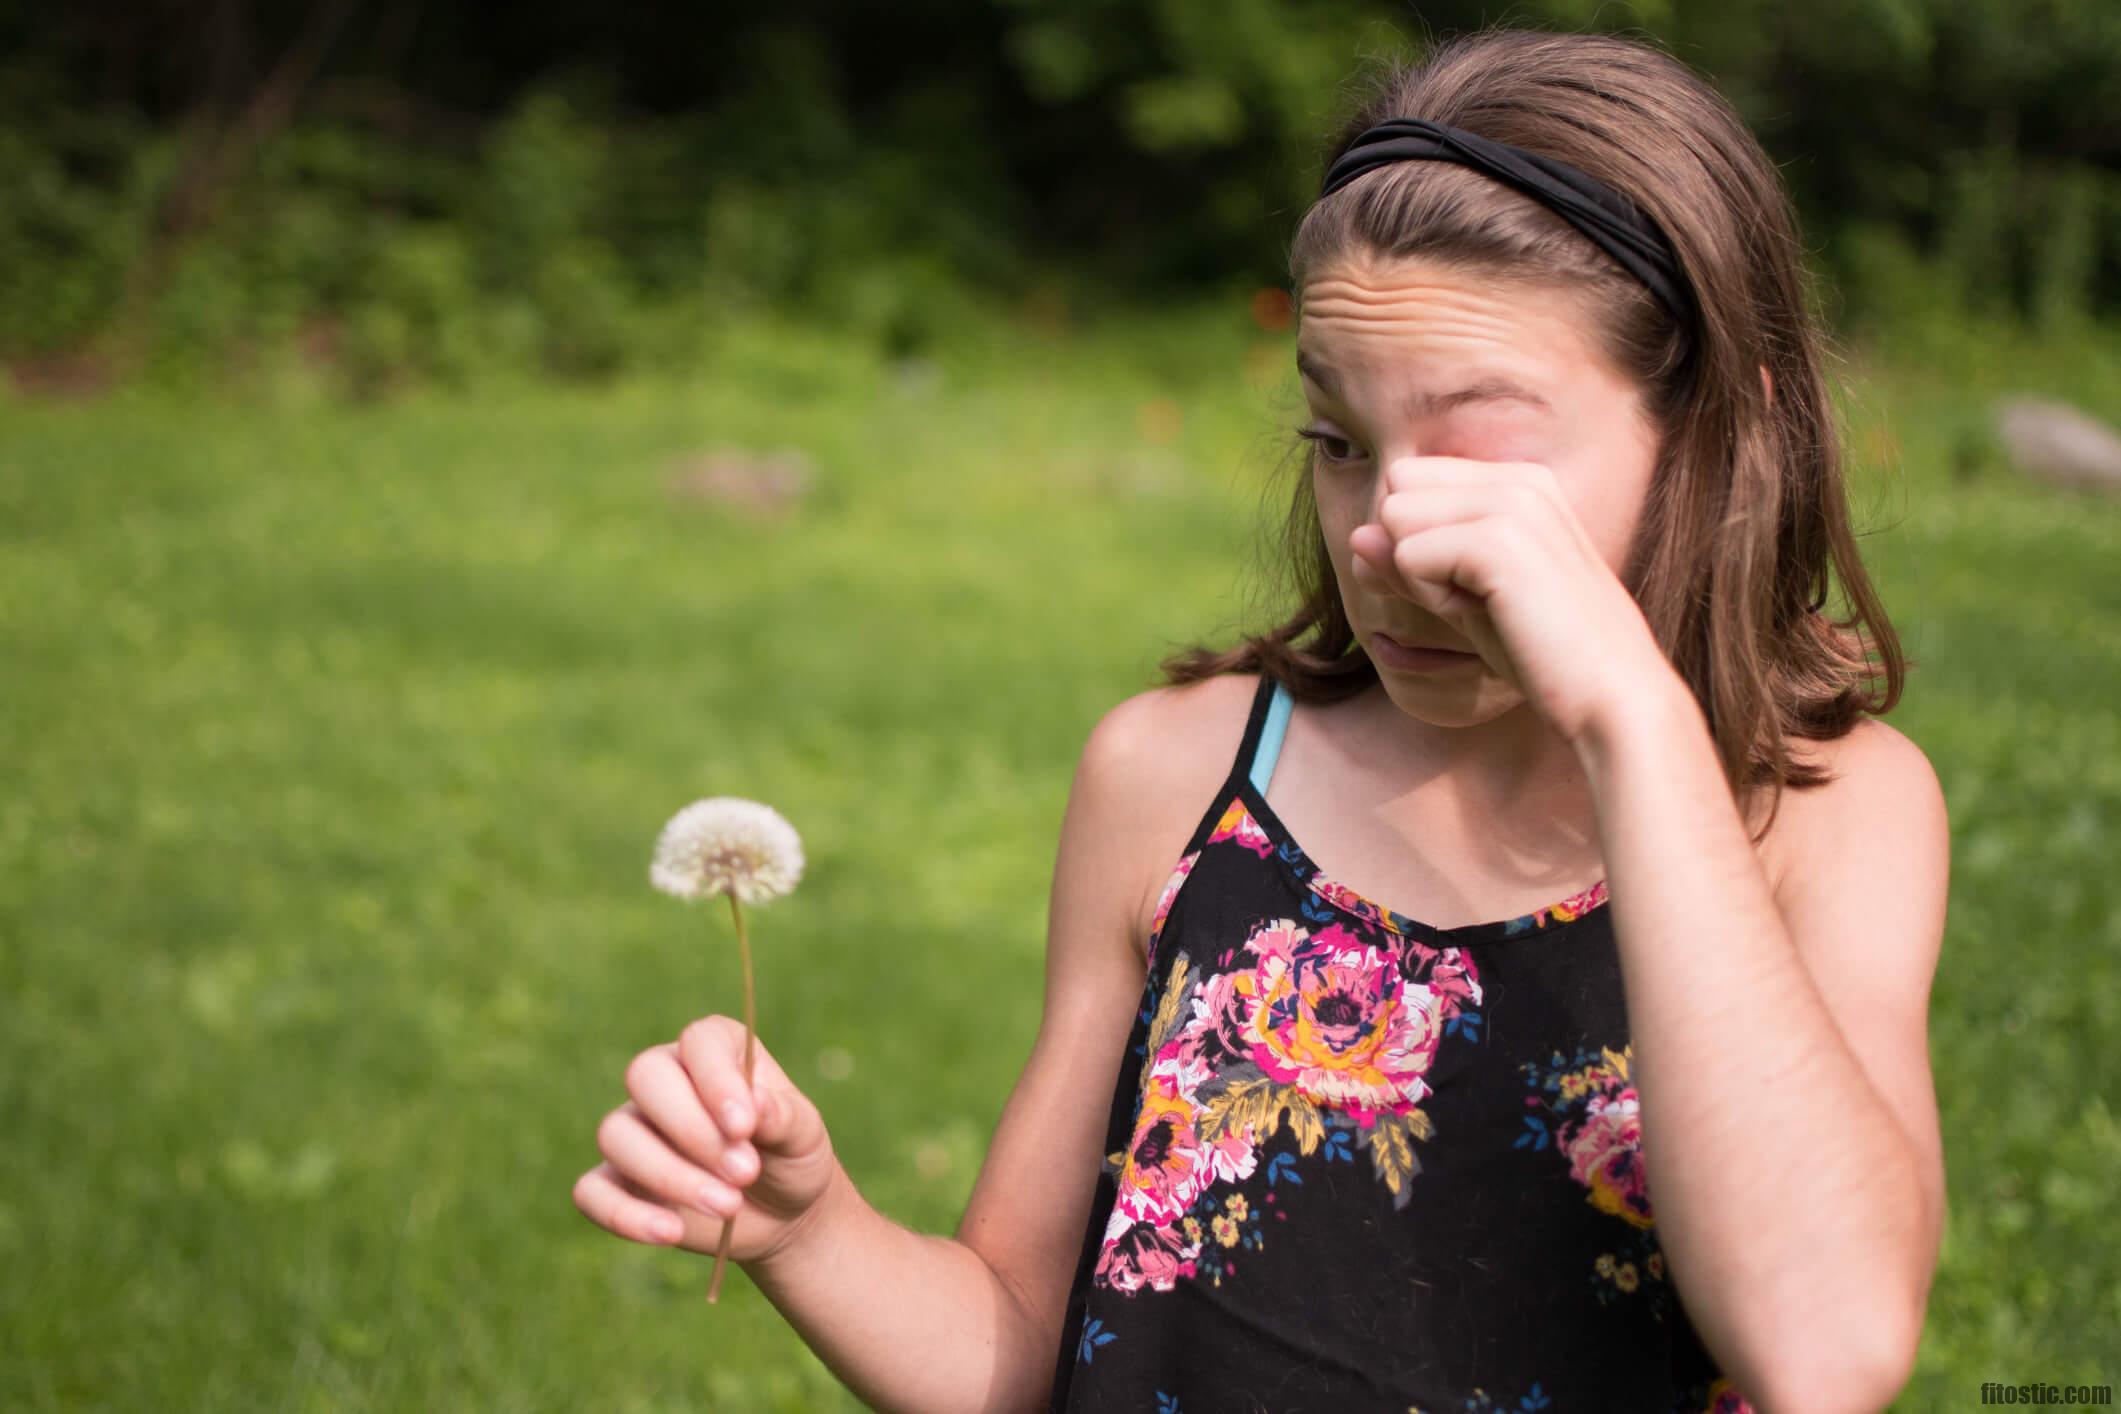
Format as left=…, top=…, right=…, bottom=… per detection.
left=650, top=797, right=804, bottom=904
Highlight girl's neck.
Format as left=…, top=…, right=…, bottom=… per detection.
left=1333, top=677, right=1596, bottom=822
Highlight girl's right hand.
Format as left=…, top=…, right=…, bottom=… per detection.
left=574, top=1015, right=840, bottom=1266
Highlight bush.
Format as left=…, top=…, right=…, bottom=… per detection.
left=1, top=1, right=2115, bottom=393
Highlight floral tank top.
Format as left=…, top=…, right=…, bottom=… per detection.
left=1044, top=672, right=1757, bottom=1413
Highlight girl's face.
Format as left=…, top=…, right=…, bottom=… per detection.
left=1297, top=252, right=1662, bottom=728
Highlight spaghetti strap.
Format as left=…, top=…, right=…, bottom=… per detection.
left=1246, top=677, right=1293, bottom=797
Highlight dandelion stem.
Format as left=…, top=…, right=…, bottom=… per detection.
left=735, top=891, right=758, bottom=1078
left=707, top=891, right=757, bottom=1304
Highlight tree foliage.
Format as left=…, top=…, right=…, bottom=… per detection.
left=0, top=0, right=2114, bottom=386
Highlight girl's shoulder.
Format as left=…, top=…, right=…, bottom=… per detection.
left=1754, top=715, right=1940, bottom=896
left=1084, top=671, right=1265, bottom=954
left=1091, top=670, right=1261, bottom=781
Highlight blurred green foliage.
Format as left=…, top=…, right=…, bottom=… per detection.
left=0, top=0, right=2116, bottom=393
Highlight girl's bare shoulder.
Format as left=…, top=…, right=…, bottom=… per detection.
left=1095, top=670, right=1261, bottom=804
left=1755, top=716, right=1940, bottom=892
left=1083, top=671, right=1264, bottom=955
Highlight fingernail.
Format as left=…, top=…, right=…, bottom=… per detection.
left=657, top=1214, right=685, bottom=1243
left=731, top=1143, right=758, bottom=1176
left=722, top=1100, right=750, bottom=1130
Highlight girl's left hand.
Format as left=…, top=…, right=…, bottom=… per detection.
left=1347, top=455, right=1678, bottom=748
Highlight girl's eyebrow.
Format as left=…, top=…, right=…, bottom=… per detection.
left=1296, top=349, right=1552, bottom=417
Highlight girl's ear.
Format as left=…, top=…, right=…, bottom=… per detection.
left=1760, top=364, right=1774, bottom=406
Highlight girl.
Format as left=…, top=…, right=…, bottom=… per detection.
left=573, top=27, right=1950, bottom=1414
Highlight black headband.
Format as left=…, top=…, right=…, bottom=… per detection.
left=1317, top=117, right=1698, bottom=340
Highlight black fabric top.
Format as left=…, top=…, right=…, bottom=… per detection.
left=1045, top=672, right=1756, bottom=1413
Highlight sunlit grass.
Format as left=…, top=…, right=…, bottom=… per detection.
left=1, top=296, right=2115, bottom=1410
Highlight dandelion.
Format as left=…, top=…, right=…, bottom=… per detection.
left=650, top=796, right=804, bottom=1304
left=651, top=797, right=804, bottom=905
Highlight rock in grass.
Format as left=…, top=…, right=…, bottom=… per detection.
left=1994, top=397, right=2121, bottom=495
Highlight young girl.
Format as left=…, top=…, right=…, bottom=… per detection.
left=574, top=28, right=1950, bottom=1414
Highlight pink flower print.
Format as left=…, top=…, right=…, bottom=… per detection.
left=1111, top=1074, right=1215, bottom=1228
left=1171, top=966, right=1256, bottom=1080
left=1148, top=850, right=1198, bottom=945
left=1199, top=1119, right=1259, bottom=1186
left=1206, top=799, right=1275, bottom=858
left=1238, top=914, right=1368, bottom=979
left=1562, top=1086, right=1654, bottom=1228
left=1228, top=927, right=1453, bottom=1128
left=1306, top=873, right=1388, bottom=931
left=1144, top=1035, right=1261, bottom=1187
left=1169, top=916, right=1312, bottom=1080
left=1093, top=1218, right=1197, bottom=1293
left=1392, top=933, right=1484, bottom=1018
left=1548, top=877, right=1609, bottom=923
left=1148, top=1031, right=1216, bottom=1103
left=1418, top=945, right=1482, bottom=1010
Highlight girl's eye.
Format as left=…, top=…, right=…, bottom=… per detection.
left=1295, top=428, right=1364, bottom=464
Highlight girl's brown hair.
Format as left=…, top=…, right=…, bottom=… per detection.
left=1157, top=27, right=1908, bottom=840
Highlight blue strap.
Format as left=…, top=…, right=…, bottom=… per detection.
left=1248, top=680, right=1293, bottom=796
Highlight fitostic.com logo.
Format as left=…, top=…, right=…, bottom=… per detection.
left=1981, top=1382, right=2112, bottom=1406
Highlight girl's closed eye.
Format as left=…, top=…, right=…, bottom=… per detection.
left=1296, top=426, right=1364, bottom=464
left=1297, top=424, right=1538, bottom=466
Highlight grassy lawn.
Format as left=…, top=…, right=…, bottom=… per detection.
left=2, top=297, right=2115, bottom=1411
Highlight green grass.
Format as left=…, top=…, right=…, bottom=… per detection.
left=2, top=297, right=2115, bottom=1411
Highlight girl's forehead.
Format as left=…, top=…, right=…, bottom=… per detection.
left=1299, top=261, right=1594, bottom=339
left=1296, top=267, right=1640, bottom=417
left=1297, top=283, right=1596, bottom=389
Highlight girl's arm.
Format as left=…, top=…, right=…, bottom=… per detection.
left=742, top=1161, right=1059, bottom=1414
left=1574, top=670, right=1948, bottom=1414
left=743, top=691, right=1185, bottom=1413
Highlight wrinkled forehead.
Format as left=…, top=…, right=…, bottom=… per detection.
left=1300, top=256, right=1597, bottom=339
left=1297, top=257, right=1613, bottom=395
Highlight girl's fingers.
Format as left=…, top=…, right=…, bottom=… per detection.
left=572, top=1162, right=687, bottom=1246
left=625, top=1044, right=756, bottom=1186
left=597, top=1103, right=747, bottom=1219
left=677, top=1017, right=780, bottom=1148
left=1350, top=523, right=1419, bottom=603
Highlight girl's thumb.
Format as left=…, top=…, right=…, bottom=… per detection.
left=752, top=1085, right=786, bottom=1147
